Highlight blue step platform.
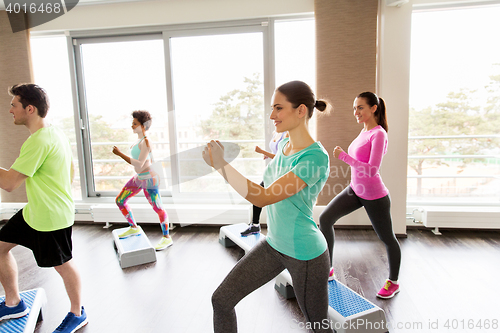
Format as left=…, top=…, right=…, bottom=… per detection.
left=275, top=270, right=388, bottom=333
left=0, top=288, right=47, bottom=333
left=219, top=223, right=388, bottom=333
left=112, top=226, right=157, bottom=268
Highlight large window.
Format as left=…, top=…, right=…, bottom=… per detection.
left=30, top=17, right=315, bottom=200
left=408, top=4, right=500, bottom=205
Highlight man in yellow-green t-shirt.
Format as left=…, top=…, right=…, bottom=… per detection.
left=0, top=84, right=88, bottom=332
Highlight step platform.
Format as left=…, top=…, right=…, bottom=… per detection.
left=275, top=270, right=388, bottom=333
left=0, top=288, right=47, bottom=333
left=112, top=226, right=157, bottom=268
left=218, top=223, right=264, bottom=254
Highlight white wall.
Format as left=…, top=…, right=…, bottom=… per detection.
left=31, top=0, right=313, bottom=32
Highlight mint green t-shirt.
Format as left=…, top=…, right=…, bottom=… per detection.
left=11, top=126, right=74, bottom=232
left=263, top=138, right=330, bottom=260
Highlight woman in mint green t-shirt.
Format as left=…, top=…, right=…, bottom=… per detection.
left=203, top=81, right=333, bottom=333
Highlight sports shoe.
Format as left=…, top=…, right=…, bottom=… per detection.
left=155, top=236, right=173, bottom=251
left=328, top=267, right=336, bottom=281
left=377, top=279, right=400, bottom=299
left=118, top=227, right=141, bottom=239
left=240, top=224, right=261, bottom=236
left=0, top=299, right=29, bottom=321
left=53, top=306, right=88, bottom=333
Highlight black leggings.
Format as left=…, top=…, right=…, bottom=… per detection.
left=319, top=186, right=401, bottom=281
left=251, top=181, right=265, bottom=224
left=212, top=240, right=332, bottom=333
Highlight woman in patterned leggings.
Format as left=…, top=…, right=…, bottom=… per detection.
left=112, top=110, right=172, bottom=251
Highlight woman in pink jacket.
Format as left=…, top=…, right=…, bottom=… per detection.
left=319, top=92, right=401, bottom=299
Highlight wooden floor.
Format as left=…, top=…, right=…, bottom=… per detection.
left=1, top=222, right=500, bottom=333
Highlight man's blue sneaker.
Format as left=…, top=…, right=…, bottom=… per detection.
left=53, top=306, right=88, bottom=333
left=0, top=299, right=30, bottom=321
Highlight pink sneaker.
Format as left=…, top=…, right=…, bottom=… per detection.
left=377, top=279, right=400, bottom=299
left=328, top=267, right=335, bottom=281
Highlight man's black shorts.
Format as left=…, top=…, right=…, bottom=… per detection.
left=0, top=209, right=73, bottom=267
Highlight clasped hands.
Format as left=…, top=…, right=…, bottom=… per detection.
left=202, top=140, right=227, bottom=170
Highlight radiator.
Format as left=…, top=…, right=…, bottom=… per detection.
left=91, top=203, right=252, bottom=226
left=408, top=206, right=500, bottom=230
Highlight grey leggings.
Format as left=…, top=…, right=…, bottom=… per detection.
left=319, top=185, right=401, bottom=281
left=212, top=240, right=333, bottom=333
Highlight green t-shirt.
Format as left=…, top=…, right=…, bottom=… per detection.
left=263, top=138, right=330, bottom=260
left=11, top=126, right=74, bottom=232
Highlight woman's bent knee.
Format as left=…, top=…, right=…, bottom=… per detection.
left=319, top=213, right=333, bottom=231
left=211, top=289, right=225, bottom=312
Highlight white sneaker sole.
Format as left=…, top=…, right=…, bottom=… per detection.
left=155, top=241, right=173, bottom=251
left=68, top=318, right=88, bottom=333
left=118, top=231, right=141, bottom=239
left=377, top=288, right=400, bottom=299
left=0, top=307, right=30, bottom=321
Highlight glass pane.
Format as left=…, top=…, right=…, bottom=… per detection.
left=31, top=36, right=82, bottom=200
left=79, top=39, right=170, bottom=194
left=275, top=19, right=316, bottom=90
left=408, top=5, right=500, bottom=204
left=170, top=32, right=265, bottom=193
left=275, top=19, right=317, bottom=138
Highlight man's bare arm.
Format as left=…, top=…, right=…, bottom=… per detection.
left=0, top=168, right=28, bottom=192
